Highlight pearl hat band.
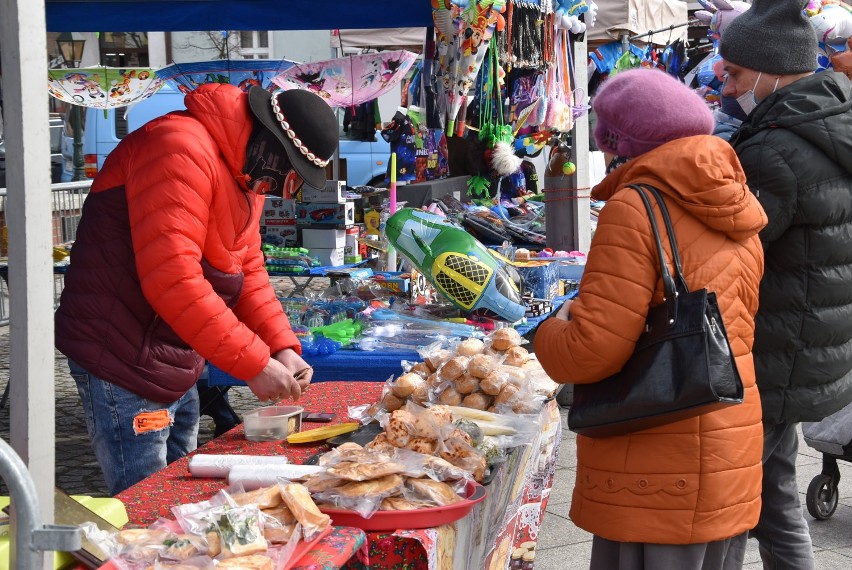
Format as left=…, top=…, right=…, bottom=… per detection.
left=270, top=90, right=330, bottom=168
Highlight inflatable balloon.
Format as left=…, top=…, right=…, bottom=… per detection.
left=385, top=208, right=527, bottom=322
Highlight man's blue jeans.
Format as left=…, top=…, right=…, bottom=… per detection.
left=68, top=360, right=199, bottom=496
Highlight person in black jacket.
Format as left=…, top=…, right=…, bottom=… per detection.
left=720, top=1, right=852, bottom=568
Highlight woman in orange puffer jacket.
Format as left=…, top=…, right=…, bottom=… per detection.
left=534, top=69, right=767, bottom=568
left=56, top=84, right=339, bottom=495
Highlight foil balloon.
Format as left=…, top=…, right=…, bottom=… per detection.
left=386, top=208, right=526, bottom=322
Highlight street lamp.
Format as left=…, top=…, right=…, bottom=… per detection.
left=56, top=33, right=86, bottom=181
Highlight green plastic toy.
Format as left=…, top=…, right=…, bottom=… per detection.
left=310, top=318, right=363, bottom=346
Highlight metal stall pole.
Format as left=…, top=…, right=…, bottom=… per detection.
left=544, top=32, right=591, bottom=253
left=0, top=1, right=60, bottom=568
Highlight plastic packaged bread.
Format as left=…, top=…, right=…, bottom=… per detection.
left=216, top=554, right=274, bottom=569
left=279, top=483, right=330, bottom=539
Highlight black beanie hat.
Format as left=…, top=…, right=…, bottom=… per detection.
left=720, top=0, right=817, bottom=75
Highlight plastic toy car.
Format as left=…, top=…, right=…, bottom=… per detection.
left=310, top=208, right=338, bottom=222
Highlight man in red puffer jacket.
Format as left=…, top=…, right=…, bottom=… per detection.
left=56, top=84, right=338, bottom=495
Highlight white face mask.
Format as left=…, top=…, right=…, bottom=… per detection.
left=735, top=72, right=781, bottom=116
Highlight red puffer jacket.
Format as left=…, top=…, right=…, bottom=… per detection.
left=56, top=84, right=299, bottom=402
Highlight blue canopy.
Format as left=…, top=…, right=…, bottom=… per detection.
left=45, top=0, right=434, bottom=32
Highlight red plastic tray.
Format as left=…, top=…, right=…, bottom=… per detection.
left=319, top=480, right=487, bottom=531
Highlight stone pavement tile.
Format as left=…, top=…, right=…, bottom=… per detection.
left=533, top=542, right=593, bottom=570
left=537, top=510, right=591, bottom=549
left=557, top=432, right=577, bottom=469
left=808, top=504, right=852, bottom=551
left=546, top=467, right=575, bottom=506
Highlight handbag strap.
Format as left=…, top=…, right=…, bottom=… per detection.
left=636, top=184, right=690, bottom=295
left=626, top=184, right=688, bottom=326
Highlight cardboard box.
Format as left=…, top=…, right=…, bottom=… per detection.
left=260, top=219, right=297, bottom=246
left=302, top=228, right=346, bottom=249
left=371, top=272, right=410, bottom=294
left=261, top=197, right=296, bottom=222
left=512, top=260, right=560, bottom=301
left=299, top=180, right=346, bottom=203
left=295, top=202, right=355, bottom=226
left=311, top=247, right=345, bottom=267
left=344, top=226, right=361, bottom=256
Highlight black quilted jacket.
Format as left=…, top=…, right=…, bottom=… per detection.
left=730, top=71, right=852, bottom=425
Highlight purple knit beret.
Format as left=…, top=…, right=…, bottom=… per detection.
left=593, top=69, right=714, bottom=158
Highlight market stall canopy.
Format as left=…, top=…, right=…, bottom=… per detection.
left=333, top=28, right=428, bottom=49
left=44, top=0, right=434, bottom=32
left=587, top=0, right=689, bottom=45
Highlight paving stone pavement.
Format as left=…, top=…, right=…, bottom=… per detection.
left=0, top=274, right=849, bottom=567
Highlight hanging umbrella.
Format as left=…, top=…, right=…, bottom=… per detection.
left=155, top=59, right=296, bottom=94
left=47, top=66, right=165, bottom=109
left=432, top=0, right=506, bottom=135
left=270, top=50, right=418, bottom=107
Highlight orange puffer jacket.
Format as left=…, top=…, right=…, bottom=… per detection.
left=535, top=136, right=767, bottom=544
left=56, top=84, right=299, bottom=402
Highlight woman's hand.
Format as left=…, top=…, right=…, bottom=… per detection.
left=554, top=300, right=573, bottom=321
left=272, top=348, right=313, bottom=392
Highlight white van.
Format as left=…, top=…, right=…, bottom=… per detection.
left=60, top=85, right=185, bottom=182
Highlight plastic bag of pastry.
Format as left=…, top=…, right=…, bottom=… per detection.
left=401, top=359, right=433, bottom=379
left=311, top=472, right=405, bottom=518
left=204, top=504, right=269, bottom=559
left=402, top=477, right=465, bottom=507
left=486, top=327, right=526, bottom=352
left=171, top=487, right=234, bottom=539
left=436, top=427, right=488, bottom=483
left=150, top=555, right=216, bottom=568
left=380, top=401, right=456, bottom=449
left=278, top=482, right=331, bottom=541
left=387, top=446, right=474, bottom=483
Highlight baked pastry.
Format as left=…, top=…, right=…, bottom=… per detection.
left=262, top=522, right=297, bottom=544
left=491, top=328, right=522, bottom=351
left=410, top=382, right=429, bottom=404
left=387, top=408, right=417, bottom=447
left=405, top=478, right=463, bottom=506
left=380, top=497, right=432, bottom=511
left=425, top=349, right=454, bottom=372
left=504, top=346, right=530, bottom=367
left=498, top=365, right=527, bottom=386
left=365, top=432, right=397, bottom=453
left=280, top=483, right=331, bottom=533
left=261, top=505, right=296, bottom=526
left=231, top=485, right=282, bottom=509
left=462, top=392, right=492, bottom=411
left=439, top=356, right=469, bottom=381
left=217, top=555, right=273, bottom=570
left=162, top=535, right=200, bottom=560
left=336, top=473, right=404, bottom=497
left=468, top=353, right=494, bottom=378
left=514, top=248, right=530, bottom=262
left=327, top=460, right=406, bottom=481
left=438, top=386, right=462, bottom=406
left=480, top=370, right=507, bottom=396
left=456, top=338, right=485, bottom=356
left=381, top=392, right=405, bottom=412
left=495, top=383, right=520, bottom=405
left=409, top=362, right=432, bottom=378
left=302, top=475, right=348, bottom=494
left=407, top=436, right=438, bottom=455
left=392, top=373, right=424, bottom=398
left=426, top=405, right=454, bottom=425
left=115, top=528, right=170, bottom=546
left=454, top=373, right=480, bottom=395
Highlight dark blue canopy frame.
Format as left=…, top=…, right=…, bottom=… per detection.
left=45, top=0, right=434, bottom=32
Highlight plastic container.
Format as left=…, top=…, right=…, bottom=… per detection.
left=244, top=405, right=304, bottom=442
left=319, top=480, right=487, bottom=531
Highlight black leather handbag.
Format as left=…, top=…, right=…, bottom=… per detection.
left=568, top=184, right=744, bottom=438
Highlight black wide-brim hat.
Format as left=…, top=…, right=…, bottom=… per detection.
left=248, top=86, right=339, bottom=190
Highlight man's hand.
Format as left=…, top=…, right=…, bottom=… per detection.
left=272, top=348, right=313, bottom=392
left=554, top=300, right=573, bottom=321
left=247, top=357, right=301, bottom=403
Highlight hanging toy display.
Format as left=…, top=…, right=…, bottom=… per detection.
left=467, top=34, right=522, bottom=198
left=385, top=208, right=527, bottom=322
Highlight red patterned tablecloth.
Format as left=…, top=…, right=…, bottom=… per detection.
left=115, top=381, right=562, bottom=570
